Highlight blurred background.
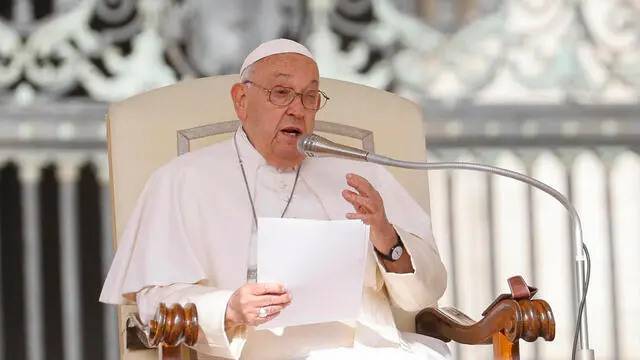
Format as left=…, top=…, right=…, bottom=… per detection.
left=1, top=0, right=639, bottom=359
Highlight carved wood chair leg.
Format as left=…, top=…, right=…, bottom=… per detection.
left=493, top=333, right=519, bottom=360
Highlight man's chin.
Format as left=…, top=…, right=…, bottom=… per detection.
left=274, top=150, right=304, bottom=166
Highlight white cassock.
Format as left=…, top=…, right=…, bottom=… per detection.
left=100, top=127, right=452, bottom=360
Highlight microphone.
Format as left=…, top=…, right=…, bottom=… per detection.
left=297, top=134, right=369, bottom=161
left=297, top=133, right=594, bottom=360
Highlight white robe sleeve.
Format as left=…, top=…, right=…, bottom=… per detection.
left=99, top=161, right=247, bottom=356
left=99, top=162, right=210, bottom=303
left=375, top=227, right=447, bottom=311
left=370, top=166, right=447, bottom=312
left=137, top=284, right=247, bottom=359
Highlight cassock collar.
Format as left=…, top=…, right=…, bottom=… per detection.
left=234, top=126, right=267, bottom=169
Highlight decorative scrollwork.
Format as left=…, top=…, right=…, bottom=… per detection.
left=0, top=0, right=308, bottom=105
left=1, top=0, right=638, bottom=107
left=325, top=0, right=640, bottom=105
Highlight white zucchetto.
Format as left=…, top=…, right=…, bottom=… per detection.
left=240, top=38, right=316, bottom=77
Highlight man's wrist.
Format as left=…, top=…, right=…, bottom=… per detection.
left=374, top=232, right=405, bottom=262
left=372, top=223, right=398, bottom=252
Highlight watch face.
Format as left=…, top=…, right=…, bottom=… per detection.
left=391, top=246, right=403, bottom=260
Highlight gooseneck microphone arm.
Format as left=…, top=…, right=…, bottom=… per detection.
left=298, top=134, right=594, bottom=360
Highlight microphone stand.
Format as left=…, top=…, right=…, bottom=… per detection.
left=365, top=153, right=595, bottom=360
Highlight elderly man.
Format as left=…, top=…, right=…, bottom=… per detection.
left=100, top=39, right=450, bottom=360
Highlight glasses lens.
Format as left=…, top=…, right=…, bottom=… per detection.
left=268, top=86, right=327, bottom=110
left=269, top=86, right=294, bottom=106
left=303, top=90, right=327, bottom=110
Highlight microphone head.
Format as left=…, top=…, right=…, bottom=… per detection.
left=296, top=133, right=369, bottom=161
left=296, top=133, right=321, bottom=157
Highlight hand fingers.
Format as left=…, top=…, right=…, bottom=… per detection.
left=256, top=304, right=287, bottom=318
left=264, top=304, right=288, bottom=316
left=231, top=284, right=291, bottom=327
left=345, top=173, right=383, bottom=207
left=346, top=173, right=376, bottom=196
left=248, top=309, right=281, bottom=326
left=246, top=301, right=291, bottom=326
left=346, top=212, right=371, bottom=223
left=257, top=292, right=292, bottom=307
left=250, top=282, right=287, bottom=296
left=342, top=190, right=376, bottom=213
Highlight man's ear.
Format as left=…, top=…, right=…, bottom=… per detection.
left=231, top=83, right=248, bottom=121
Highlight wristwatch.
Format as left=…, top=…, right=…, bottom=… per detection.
left=374, top=233, right=405, bottom=261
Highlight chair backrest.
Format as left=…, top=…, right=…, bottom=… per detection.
left=107, top=74, right=431, bottom=359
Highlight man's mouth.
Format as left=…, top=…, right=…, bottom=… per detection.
left=280, top=127, right=302, bottom=137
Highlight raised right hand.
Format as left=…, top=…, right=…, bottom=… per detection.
left=225, top=283, right=291, bottom=328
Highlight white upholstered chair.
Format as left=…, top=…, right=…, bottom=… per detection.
left=106, top=75, right=554, bottom=360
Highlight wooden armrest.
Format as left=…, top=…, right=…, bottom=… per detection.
left=126, top=303, right=199, bottom=353
left=416, top=298, right=555, bottom=344
left=415, top=276, right=555, bottom=360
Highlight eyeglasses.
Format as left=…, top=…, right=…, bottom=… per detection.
left=244, top=81, right=330, bottom=110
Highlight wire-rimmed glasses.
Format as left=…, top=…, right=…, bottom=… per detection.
left=244, top=81, right=330, bottom=110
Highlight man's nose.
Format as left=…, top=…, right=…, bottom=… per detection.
left=286, top=94, right=306, bottom=118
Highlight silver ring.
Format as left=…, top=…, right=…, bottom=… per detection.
left=258, top=307, right=268, bottom=318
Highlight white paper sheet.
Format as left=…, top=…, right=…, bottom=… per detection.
left=256, top=217, right=369, bottom=330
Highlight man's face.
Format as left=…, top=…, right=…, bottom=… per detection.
left=232, top=53, right=320, bottom=169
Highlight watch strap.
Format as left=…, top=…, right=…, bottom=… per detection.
left=374, top=233, right=404, bottom=261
